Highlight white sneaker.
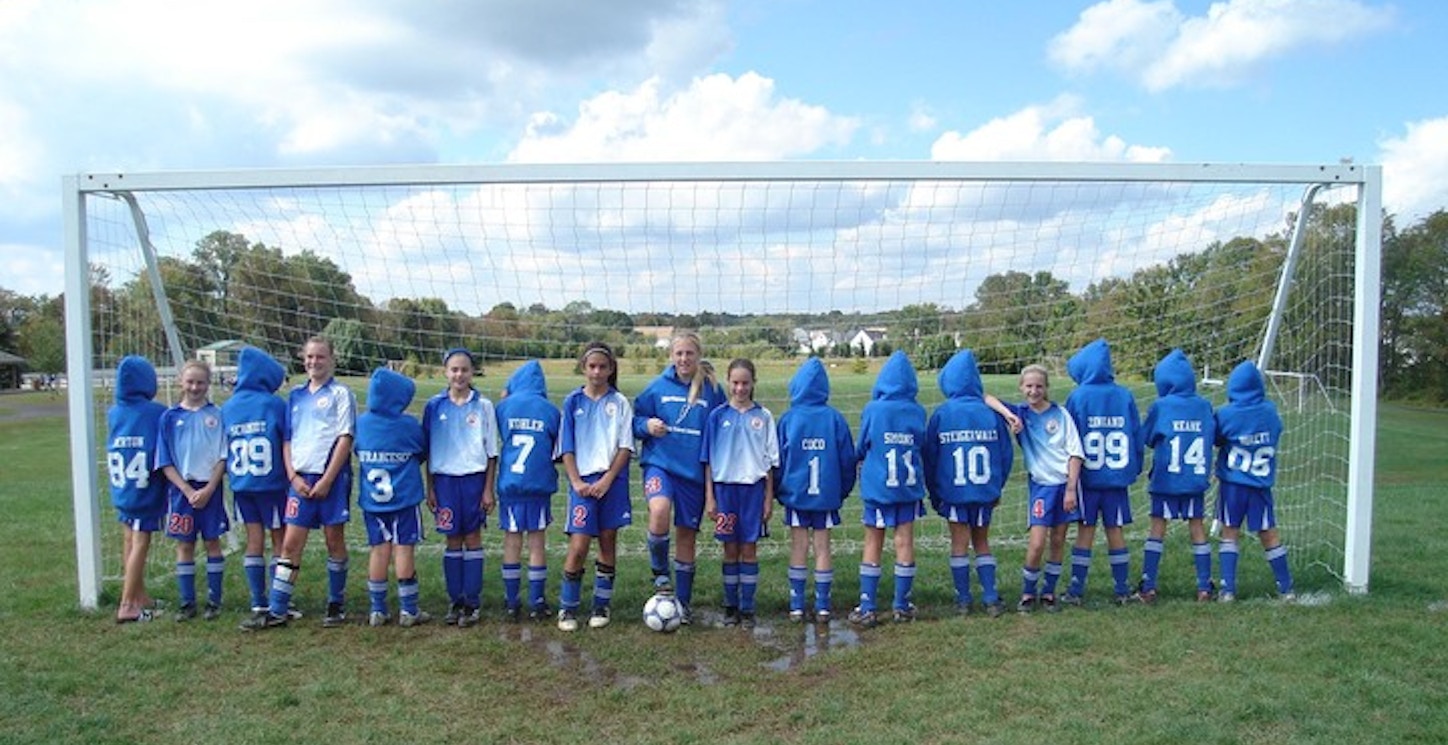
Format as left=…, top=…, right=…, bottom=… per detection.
left=588, top=605, right=611, bottom=629
left=557, top=609, right=579, bottom=632
left=368, top=611, right=389, bottom=627
left=399, top=610, right=432, bottom=628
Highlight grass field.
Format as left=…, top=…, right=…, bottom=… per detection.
left=1, top=382, right=1445, bottom=744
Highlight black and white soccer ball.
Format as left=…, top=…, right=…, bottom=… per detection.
left=642, top=592, right=683, bottom=633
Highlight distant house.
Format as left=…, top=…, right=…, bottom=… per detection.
left=847, top=328, right=888, bottom=357
left=633, top=325, right=676, bottom=350
left=195, top=340, right=246, bottom=367
left=792, top=328, right=843, bottom=355
left=0, top=350, right=26, bottom=389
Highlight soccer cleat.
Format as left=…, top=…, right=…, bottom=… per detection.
left=985, top=601, right=1006, bottom=618
left=1136, top=588, right=1159, bottom=605
left=399, top=610, right=432, bottom=628
left=740, top=612, right=757, bottom=630
left=652, top=573, right=674, bottom=595
left=202, top=603, right=221, bottom=621
left=528, top=602, right=553, bottom=622
left=1016, top=595, right=1036, bottom=614
left=368, top=611, right=389, bottom=627
left=892, top=603, right=918, bottom=623
left=175, top=604, right=197, bottom=623
left=504, top=605, right=522, bottom=623
left=1060, top=593, right=1084, bottom=608
left=444, top=603, right=461, bottom=626
left=955, top=601, right=974, bottom=616
left=847, top=606, right=878, bottom=629
left=286, top=603, right=304, bottom=621
left=1041, top=594, right=1060, bottom=614
left=788, top=609, right=806, bottom=623
left=239, top=611, right=287, bottom=631
left=679, top=603, right=694, bottom=626
left=1279, top=592, right=1297, bottom=604
left=588, top=605, right=612, bottom=629
left=1218, top=592, right=1237, bottom=604
left=814, top=608, right=832, bottom=624
left=1113, top=593, right=1133, bottom=606
left=721, top=606, right=740, bottom=627
left=322, top=603, right=348, bottom=628
left=556, top=608, right=579, bottom=632
left=458, top=606, right=480, bottom=628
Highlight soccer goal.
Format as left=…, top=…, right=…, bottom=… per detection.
left=62, top=161, right=1381, bottom=610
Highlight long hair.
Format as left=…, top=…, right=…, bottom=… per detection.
left=580, top=341, right=619, bottom=390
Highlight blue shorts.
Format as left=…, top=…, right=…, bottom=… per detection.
left=862, top=500, right=926, bottom=529
left=284, top=471, right=352, bottom=529
left=117, top=511, right=163, bottom=533
left=713, top=481, right=766, bottom=544
left=564, top=471, right=632, bottom=537
left=1149, top=492, right=1206, bottom=521
left=783, top=506, right=841, bottom=531
left=1026, top=482, right=1078, bottom=528
left=166, top=482, right=231, bottom=541
left=1216, top=482, right=1277, bottom=532
left=1077, top=487, right=1132, bottom=528
left=431, top=472, right=487, bottom=536
left=499, top=496, right=552, bottom=533
left=937, top=501, right=995, bottom=527
left=643, top=466, right=705, bottom=531
left=363, top=506, right=423, bottom=546
left=233, top=489, right=286, bottom=529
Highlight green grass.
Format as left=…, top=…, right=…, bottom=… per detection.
left=2, top=390, right=1446, bottom=743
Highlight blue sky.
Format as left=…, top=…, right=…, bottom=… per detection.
left=2, top=0, right=1444, bottom=300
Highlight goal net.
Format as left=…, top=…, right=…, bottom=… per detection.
left=62, top=162, right=1381, bottom=609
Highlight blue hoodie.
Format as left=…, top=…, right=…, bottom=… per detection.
left=494, top=361, right=562, bottom=502
left=1214, top=360, right=1283, bottom=488
left=1064, top=338, right=1143, bottom=489
left=776, top=358, right=857, bottom=512
left=924, top=349, right=1014, bottom=508
left=106, top=356, right=169, bottom=519
left=631, top=364, right=725, bottom=483
left=221, top=347, right=289, bottom=494
left=355, top=367, right=425, bottom=513
left=856, top=351, right=927, bottom=505
left=1141, top=349, right=1216, bottom=497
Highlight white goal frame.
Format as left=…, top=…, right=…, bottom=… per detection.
left=62, top=161, right=1382, bottom=609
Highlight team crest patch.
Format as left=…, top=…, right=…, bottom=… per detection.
left=466, top=413, right=479, bottom=426
left=749, top=416, right=764, bottom=430
left=605, top=402, right=619, bottom=417
left=316, top=395, right=331, bottom=409
left=203, top=415, right=219, bottom=429
left=1045, top=417, right=1059, bottom=435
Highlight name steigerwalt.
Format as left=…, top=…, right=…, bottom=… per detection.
left=938, top=429, right=998, bottom=443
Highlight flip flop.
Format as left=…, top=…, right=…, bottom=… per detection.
left=116, top=608, right=158, bottom=624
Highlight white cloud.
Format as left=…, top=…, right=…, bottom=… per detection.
left=1379, top=116, right=1448, bottom=221
left=1050, top=0, right=1395, bottom=91
left=508, top=73, right=859, bottom=163
left=930, top=97, right=1171, bottom=162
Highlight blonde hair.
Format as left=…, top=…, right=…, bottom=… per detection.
left=180, top=359, right=212, bottom=379
left=689, top=359, right=717, bottom=408
left=1019, top=363, right=1050, bottom=386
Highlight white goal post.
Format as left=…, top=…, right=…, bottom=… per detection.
left=62, top=161, right=1381, bottom=610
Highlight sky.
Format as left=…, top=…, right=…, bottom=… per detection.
left=2, top=0, right=1445, bottom=307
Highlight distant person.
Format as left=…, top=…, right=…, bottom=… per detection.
left=156, top=360, right=229, bottom=621
left=775, top=357, right=856, bottom=624
left=423, top=349, right=500, bottom=627
left=107, top=356, right=168, bottom=623
left=1214, top=361, right=1294, bottom=602
left=494, top=360, right=562, bottom=622
left=555, top=342, right=634, bottom=631
left=1137, top=349, right=1216, bottom=602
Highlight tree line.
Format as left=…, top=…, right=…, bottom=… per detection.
left=2, top=204, right=1445, bottom=402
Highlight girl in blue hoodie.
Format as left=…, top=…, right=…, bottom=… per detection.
left=494, top=360, right=562, bottom=621
left=924, top=349, right=1016, bottom=617
left=1138, top=349, right=1216, bottom=602
left=1214, top=361, right=1293, bottom=602
left=108, top=355, right=168, bottom=623
left=223, top=347, right=291, bottom=619
left=849, top=351, right=929, bottom=627
left=775, top=358, right=856, bottom=623
left=356, top=367, right=430, bottom=627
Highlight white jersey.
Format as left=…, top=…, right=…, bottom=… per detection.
left=156, top=402, right=226, bottom=483
left=701, top=403, right=780, bottom=484
left=424, top=389, right=502, bottom=476
left=287, top=378, right=356, bottom=474
left=555, top=387, right=634, bottom=477
left=1014, top=401, right=1084, bottom=486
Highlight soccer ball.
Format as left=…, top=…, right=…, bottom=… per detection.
left=642, top=592, right=683, bottom=633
